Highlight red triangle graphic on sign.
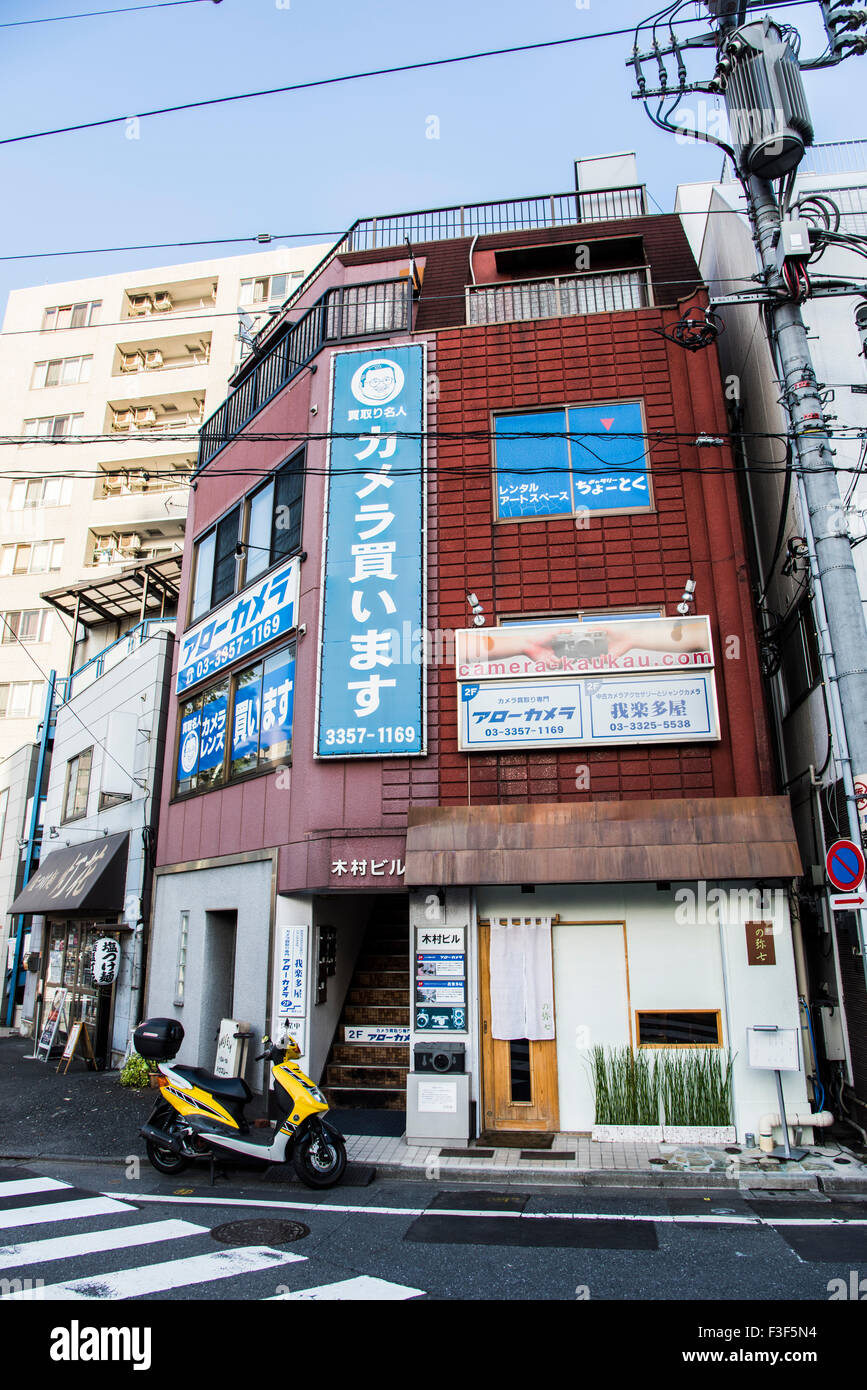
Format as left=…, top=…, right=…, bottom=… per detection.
left=601, top=417, right=615, bottom=431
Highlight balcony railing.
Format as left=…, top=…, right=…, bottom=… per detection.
left=251, top=185, right=651, bottom=354
left=466, top=268, right=652, bottom=326
left=343, top=187, right=649, bottom=252
left=199, top=277, right=412, bottom=469
left=98, top=472, right=191, bottom=499
left=65, top=619, right=175, bottom=699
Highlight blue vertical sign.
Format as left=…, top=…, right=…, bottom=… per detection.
left=316, top=345, right=426, bottom=758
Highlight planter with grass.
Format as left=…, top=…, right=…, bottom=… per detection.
left=659, top=1049, right=735, bottom=1144
left=589, top=1046, right=663, bottom=1142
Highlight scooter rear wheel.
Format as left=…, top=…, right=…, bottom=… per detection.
left=293, top=1127, right=347, bottom=1188
left=145, top=1112, right=189, bottom=1175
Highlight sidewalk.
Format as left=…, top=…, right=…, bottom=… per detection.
left=2, top=1037, right=865, bottom=1191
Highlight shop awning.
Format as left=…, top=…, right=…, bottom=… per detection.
left=404, top=798, right=802, bottom=886
left=9, top=831, right=129, bottom=915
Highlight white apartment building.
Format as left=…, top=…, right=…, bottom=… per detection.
left=0, top=242, right=330, bottom=763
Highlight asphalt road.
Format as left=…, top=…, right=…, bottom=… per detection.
left=1, top=1156, right=866, bottom=1308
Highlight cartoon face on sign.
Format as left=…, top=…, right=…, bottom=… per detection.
left=351, top=358, right=404, bottom=405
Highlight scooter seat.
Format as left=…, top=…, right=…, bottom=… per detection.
left=169, top=1065, right=252, bottom=1104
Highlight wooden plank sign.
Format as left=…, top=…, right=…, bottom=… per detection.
left=57, top=1020, right=97, bottom=1073
left=745, top=920, right=776, bottom=966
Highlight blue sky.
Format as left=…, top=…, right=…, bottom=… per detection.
left=0, top=0, right=862, bottom=313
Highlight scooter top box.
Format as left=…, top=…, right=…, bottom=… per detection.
left=134, top=1017, right=184, bottom=1060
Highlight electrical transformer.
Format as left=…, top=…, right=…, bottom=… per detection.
left=721, top=19, right=814, bottom=179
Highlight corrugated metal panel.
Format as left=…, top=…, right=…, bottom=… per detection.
left=405, top=797, right=802, bottom=885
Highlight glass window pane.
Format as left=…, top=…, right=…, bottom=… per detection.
left=70, top=304, right=87, bottom=328
left=509, top=1039, right=532, bottom=1102
left=42, top=309, right=57, bottom=331
left=272, top=453, right=304, bottom=561
left=42, top=478, right=62, bottom=506
left=79, top=356, right=92, bottom=383
left=61, top=358, right=79, bottom=385
left=230, top=662, right=263, bottom=777
left=495, top=410, right=572, bottom=520
left=0, top=687, right=7, bottom=717
left=51, top=540, right=64, bottom=570
left=0, top=548, right=13, bottom=576
left=10, top=685, right=30, bottom=717
left=258, top=646, right=295, bottom=768
left=55, top=307, right=72, bottom=331
left=212, top=507, right=240, bottom=605
left=30, top=542, right=49, bottom=573
left=13, top=545, right=30, bottom=573
left=270, top=274, right=287, bottom=301
left=636, top=1012, right=720, bottom=1046
left=176, top=694, right=203, bottom=795
left=31, top=362, right=47, bottom=388
left=10, top=482, right=26, bottom=509
left=245, top=482, right=273, bottom=581
left=45, top=361, right=62, bottom=387
left=191, top=531, right=215, bottom=620
left=88, top=302, right=101, bottom=326
left=194, top=679, right=228, bottom=791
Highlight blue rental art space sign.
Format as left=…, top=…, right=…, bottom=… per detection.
left=316, top=344, right=426, bottom=758
left=495, top=400, right=651, bottom=520
left=176, top=554, right=300, bottom=695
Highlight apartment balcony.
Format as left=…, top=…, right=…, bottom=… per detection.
left=91, top=465, right=191, bottom=530
left=113, top=333, right=212, bottom=387
left=107, top=391, right=205, bottom=437
left=63, top=619, right=176, bottom=700
left=466, top=267, right=652, bottom=326
left=124, top=276, right=218, bottom=321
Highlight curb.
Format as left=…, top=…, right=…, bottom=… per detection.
left=4, top=1151, right=866, bottom=1192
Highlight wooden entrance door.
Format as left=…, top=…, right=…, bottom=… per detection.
left=478, top=922, right=559, bottom=1132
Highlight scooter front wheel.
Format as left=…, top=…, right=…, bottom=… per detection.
left=293, top=1126, right=347, bottom=1188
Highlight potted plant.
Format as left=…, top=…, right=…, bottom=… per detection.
left=118, top=1052, right=159, bottom=1090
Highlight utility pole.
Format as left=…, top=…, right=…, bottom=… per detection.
left=628, top=4, right=867, bottom=974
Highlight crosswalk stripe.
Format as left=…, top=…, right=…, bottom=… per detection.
left=267, top=1275, right=425, bottom=1301
left=2, top=1245, right=307, bottom=1300
left=0, top=1178, right=70, bottom=1199
left=0, top=1219, right=209, bottom=1270
left=0, top=1197, right=136, bottom=1231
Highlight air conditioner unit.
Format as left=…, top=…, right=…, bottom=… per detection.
left=134, top=407, right=158, bottom=427
left=153, top=292, right=173, bottom=312
left=112, top=409, right=134, bottom=431
left=128, top=294, right=153, bottom=317
left=144, top=349, right=164, bottom=368
left=120, top=352, right=143, bottom=372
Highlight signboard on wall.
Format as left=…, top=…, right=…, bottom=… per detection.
left=176, top=554, right=300, bottom=694
left=414, top=925, right=467, bottom=1033
left=277, top=925, right=307, bottom=1019
left=455, top=614, right=719, bottom=753
left=315, top=344, right=426, bottom=758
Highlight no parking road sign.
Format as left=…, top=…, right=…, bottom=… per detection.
left=826, top=838, right=866, bottom=910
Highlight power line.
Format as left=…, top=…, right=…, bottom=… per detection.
left=0, top=232, right=341, bottom=263
left=0, top=9, right=815, bottom=148
left=0, top=0, right=219, bottom=29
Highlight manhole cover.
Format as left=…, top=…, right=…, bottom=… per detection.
left=210, top=1219, right=309, bottom=1246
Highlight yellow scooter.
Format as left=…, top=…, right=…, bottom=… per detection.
left=136, top=1020, right=347, bottom=1189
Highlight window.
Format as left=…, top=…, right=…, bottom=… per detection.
left=239, top=274, right=287, bottom=307
left=20, top=416, right=83, bottom=444
left=175, top=642, right=295, bottom=798
left=0, top=540, right=63, bottom=575
left=175, top=912, right=190, bottom=1004
left=10, top=478, right=72, bottom=509
left=62, top=747, right=93, bottom=822
left=636, top=1011, right=722, bottom=1047
left=779, top=601, right=821, bottom=713
left=0, top=787, right=8, bottom=856
left=0, top=682, right=45, bottom=719
left=494, top=401, right=652, bottom=522
left=189, top=449, right=305, bottom=623
left=31, top=357, right=92, bottom=388
left=1, top=610, right=52, bottom=644
left=41, top=301, right=101, bottom=331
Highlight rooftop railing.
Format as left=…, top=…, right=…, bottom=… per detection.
left=198, top=277, right=412, bottom=469
left=64, top=618, right=175, bottom=700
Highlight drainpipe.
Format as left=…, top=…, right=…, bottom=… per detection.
left=759, top=1107, right=833, bottom=1152
left=5, top=673, right=56, bottom=1027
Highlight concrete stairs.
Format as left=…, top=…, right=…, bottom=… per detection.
left=323, top=906, right=409, bottom=1110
